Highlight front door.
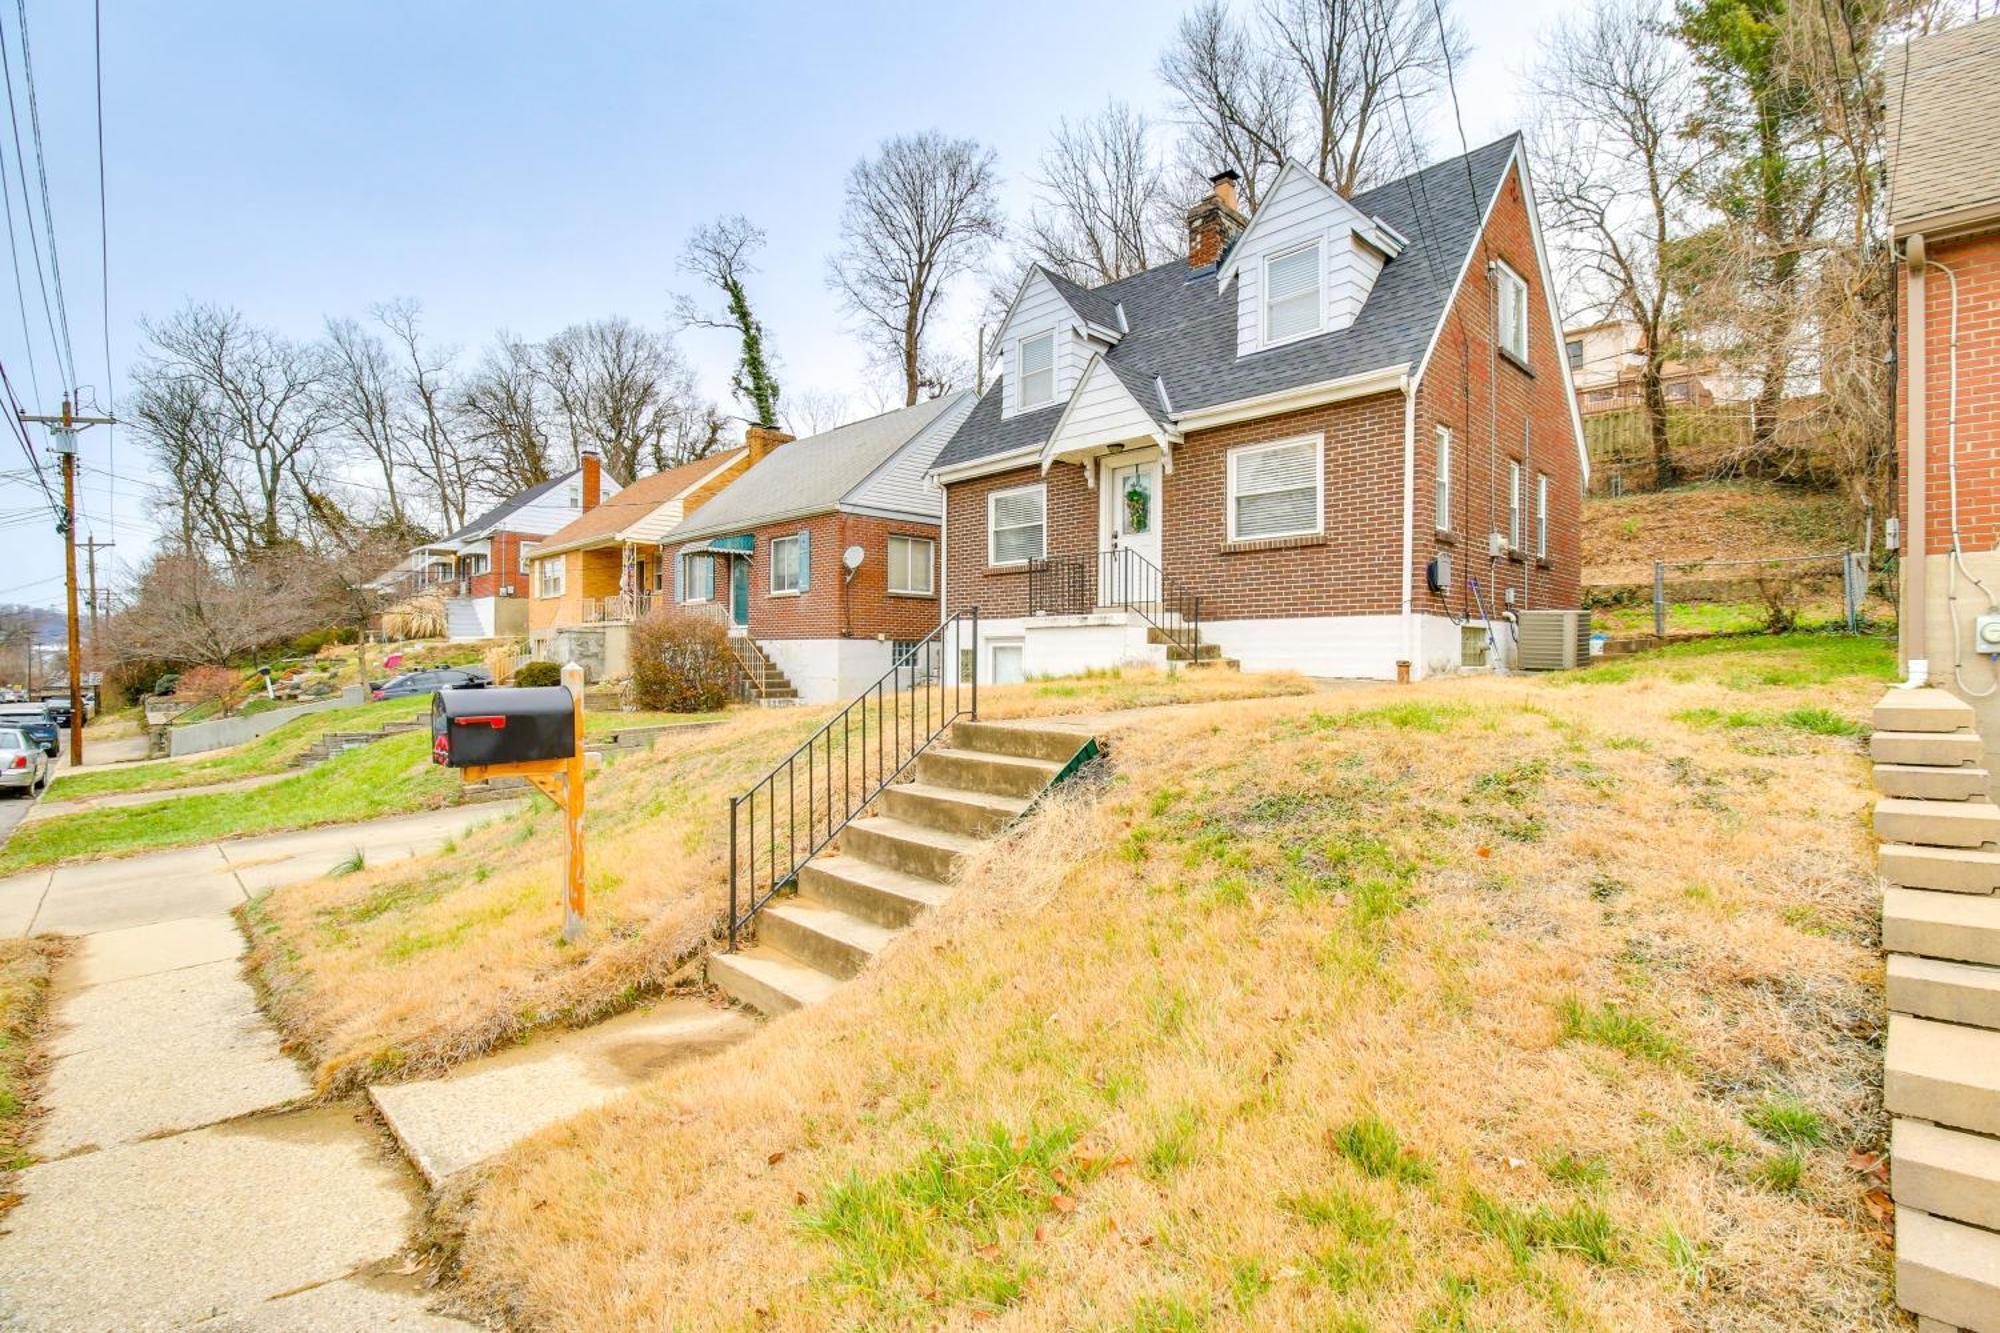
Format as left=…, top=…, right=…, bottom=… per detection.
left=730, top=555, right=751, bottom=628
left=1103, top=459, right=1163, bottom=606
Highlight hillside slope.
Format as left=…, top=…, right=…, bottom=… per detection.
left=1584, top=481, right=1855, bottom=588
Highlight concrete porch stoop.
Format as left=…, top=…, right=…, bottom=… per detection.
left=1871, top=686, right=2000, bottom=1331
left=708, top=719, right=1097, bottom=1016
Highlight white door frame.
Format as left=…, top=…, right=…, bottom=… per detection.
left=1100, top=451, right=1163, bottom=606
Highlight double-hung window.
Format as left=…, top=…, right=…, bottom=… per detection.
left=1535, top=472, right=1550, bottom=560
left=1228, top=436, right=1323, bottom=542
left=1434, top=427, right=1453, bottom=532
left=989, top=484, right=1046, bottom=566
left=770, top=535, right=803, bottom=594
left=517, top=542, right=537, bottom=576
left=1264, top=240, right=1323, bottom=346
left=887, top=534, right=935, bottom=595
left=1496, top=262, right=1530, bottom=364
left=534, top=557, right=564, bottom=599
left=681, top=552, right=715, bottom=602
left=1019, top=332, right=1055, bottom=408
left=1508, top=460, right=1524, bottom=552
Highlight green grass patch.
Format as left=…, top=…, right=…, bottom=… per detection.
left=1671, top=704, right=1865, bottom=736
left=1329, top=1112, right=1433, bottom=1185
left=1752, top=1151, right=1805, bottom=1194
left=1556, top=997, right=1683, bottom=1065
left=1744, top=1097, right=1824, bottom=1149
left=1464, top=1190, right=1620, bottom=1266
left=1560, top=631, right=1894, bottom=689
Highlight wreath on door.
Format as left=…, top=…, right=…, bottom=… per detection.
left=1124, top=480, right=1150, bottom=534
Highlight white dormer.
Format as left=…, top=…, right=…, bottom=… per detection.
left=1218, top=161, right=1406, bottom=359
left=992, top=267, right=1119, bottom=421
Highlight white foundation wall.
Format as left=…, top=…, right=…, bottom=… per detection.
left=1204, top=615, right=1412, bottom=680
left=1916, top=550, right=2000, bottom=788
left=758, top=637, right=899, bottom=704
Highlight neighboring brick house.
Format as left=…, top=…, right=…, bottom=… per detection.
left=932, top=134, right=1587, bottom=683
left=382, top=469, right=593, bottom=641
left=662, top=393, right=974, bottom=703
left=1891, top=17, right=2000, bottom=756
left=525, top=445, right=750, bottom=678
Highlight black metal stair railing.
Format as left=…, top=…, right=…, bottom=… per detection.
left=1026, top=556, right=1090, bottom=616
left=1098, top=546, right=1202, bottom=661
left=725, top=608, right=979, bottom=950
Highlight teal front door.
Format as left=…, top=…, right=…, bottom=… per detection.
left=730, top=556, right=750, bottom=627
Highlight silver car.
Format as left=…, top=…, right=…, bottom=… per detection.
left=0, top=726, right=48, bottom=796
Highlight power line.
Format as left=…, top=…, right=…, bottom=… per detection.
left=0, top=5, right=61, bottom=400
left=13, top=0, right=77, bottom=392
left=93, top=0, right=111, bottom=535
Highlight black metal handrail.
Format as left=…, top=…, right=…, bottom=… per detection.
left=1026, top=556, right=1090, bottom=617
left=725, top=608, right=979, bottom=950
left=1098, top=546, right=1201, bottom=661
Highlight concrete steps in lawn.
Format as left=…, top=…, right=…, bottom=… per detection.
left=1895, top=1207, right=2000, bottom=1333
left=708, top=718, right=1097, bottom=1018
left=1874, top=730, right=1985, bottom=769
left=1882, top=846, right=2000, bottom=896
left=1875, top=798, right=2000, bottom=850
left=1885, top=1015, right=2000, bottom=1137
left=1878, top=764, right=1994, bottom=802
left=1884, top=888, right=2000, bottom=967
left=1889, top=954, right=2000, bottom=1030
left=1877, top=689, right=1979, bottom=734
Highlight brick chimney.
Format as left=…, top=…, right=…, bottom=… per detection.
left=579, top=445, right=602, bottom=512
left=1186, top=170, right=1249, bottom=269
left=745, top=422, right=794, bottom=466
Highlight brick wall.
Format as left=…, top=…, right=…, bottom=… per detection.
left=670, top=512, right=941, bottom=642
left=1899, top=228, right=2000, bottom=552
left=944, top=462, right=1098, bottom=619
left=464, top=530, right=540, bottom=601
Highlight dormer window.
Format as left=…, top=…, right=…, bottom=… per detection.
left=1264, top=240, right=1323, bottom=346
left=1019, top=332, right=1056, bottom=408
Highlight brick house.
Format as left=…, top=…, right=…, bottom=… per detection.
left=525, top=445, right=750, bottom=679
left=382, top=469, right=593, bottom=641
left=1891, top=17, right=2000, bottom=764
left=931, top=134, right=1586, bottom=683
left=662, top=393, right=974, bottom=702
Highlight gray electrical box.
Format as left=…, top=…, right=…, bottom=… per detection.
left=1975, top=610, right=2000, bottom=657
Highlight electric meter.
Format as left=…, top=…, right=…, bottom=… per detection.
left=1976, top=610, right=2000, bottom=656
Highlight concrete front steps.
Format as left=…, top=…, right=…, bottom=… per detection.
left=1871, top=687, right=2000, bottom=1331
left=708, top=718, right=1095, bottom=1016
left=730, top=635, right=798, bottom=705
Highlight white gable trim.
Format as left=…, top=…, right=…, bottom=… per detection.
left=989, top=267, right=1120, bottom=360
left=1409, top=141, right=1590, bottom=483
left=1216, top=160, right=1377, bottom=287
left=1038, top=353, right=1177, bottom=475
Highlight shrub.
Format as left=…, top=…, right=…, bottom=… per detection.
left=177, top=664, right=249, bottom=717
left=1751, top=569, right=1803, bottom=634
left=629, top=609, right=739, bottom=713
left=514, top=660, right=562, bottom=688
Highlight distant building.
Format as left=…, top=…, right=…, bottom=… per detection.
left=1562, top=318, right=1741, bottom=417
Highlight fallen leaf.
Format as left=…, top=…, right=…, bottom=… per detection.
left=1050, top=1194, right=1078, bottom=1214
left=974, top=1242, right=1001, bottom=1260
left=1861, top=1187, right=1894, bottom=1227
left=1846, top=1148, right=1889, bottom=1184
left=1034, top=1224, right=1048, bottom=1243
left=1477, top=845, right=1492, bottom=858
left=767, top=1150, right=787, bottom=1166
left=793, top=1190, right=807, bottom=1207
left=1050, top=1166, right=1072, bottom=1189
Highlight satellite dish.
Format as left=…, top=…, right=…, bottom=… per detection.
left=842, top=544, right=866, bottom=571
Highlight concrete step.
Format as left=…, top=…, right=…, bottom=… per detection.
left=760, top=898, right=897, bottom=978
left=1187, top=657, right=1241, bottom=671
left=838, top=814, right=979, bottom=882
left=1886, top=888, right=2000, bottom=965
left=914, top=746, right=1064, bottom=799
left=1884, top=846, right=2000, bottom=896
left=1165, top=641, right=1225, bottom=662
left=1878, top=689, right=1980, bottom=734
left=1890, top=954, right=2000, bottom=1029
left=1894, top=1118, right=2000, bottom=1234
left=707, top=946, right=842, bottom=1017
left=1875, top=731, right=1984, bottom=768
left=950, top=720, right=1092, bottom=765
left=798, top=855, right=948, bottom=929
left=1896, top=1207, right=2000, bottom=1333
left=877, top=781, right=1029, bottom=838
left=1879, top=764, right=1994, bottom=801
left=1877, top=799, right=2000, bottom=849
left=1886, top=1014, right=2000, bottom=1137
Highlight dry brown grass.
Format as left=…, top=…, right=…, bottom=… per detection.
left=448, top=640, right=1895, bottom=1331
left=1, top=937, right=67, bottom=1181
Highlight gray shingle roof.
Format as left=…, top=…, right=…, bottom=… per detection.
left=934, top=135, right=1520, bottom=472
left=444, top=469, right=577, bottom=543
left=1888, top=18, right=2000, bottom=234
left=667, top=393, right=967, bottom=542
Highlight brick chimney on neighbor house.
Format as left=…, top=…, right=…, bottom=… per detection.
left=579, top=445, right=602, bottom=512
left=745, top=422, right=794, bottom=466
left=1186, top=170, right=1248, bottom=269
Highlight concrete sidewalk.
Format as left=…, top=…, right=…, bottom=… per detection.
left=0, top=802, right=517, bottom=1331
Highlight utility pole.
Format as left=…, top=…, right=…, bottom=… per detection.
left=23, top=397, right=115, bottom=765
left=80, top=538, right=113, bottom=654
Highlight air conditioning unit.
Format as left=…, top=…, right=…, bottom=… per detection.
left=1516, top=609, right=1592, bottom=671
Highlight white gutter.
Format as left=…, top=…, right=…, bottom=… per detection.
left=1173, top=363, right=1411, bottom=432
left=928, top=442, right=1045, bottom=487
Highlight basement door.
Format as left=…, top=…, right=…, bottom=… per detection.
left=1102, top=458, right=1162, bottom=606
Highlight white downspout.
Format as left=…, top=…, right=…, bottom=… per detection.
left=1400, top=374, right=1417, bottom=677
left=1927, top=256, right=1999, bottom=697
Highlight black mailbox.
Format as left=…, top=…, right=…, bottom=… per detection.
left=431, top=686, right=577, bottom=769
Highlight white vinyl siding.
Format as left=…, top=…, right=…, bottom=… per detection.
left=1434, top=427, right=1452, bottom=532
left=1019, top=331, right=1056, bottom=408
left=1508, top=460, right=1524, bottom=552
left=1496, top=262, right=1529, bottom=364
left=770, top=535, right=803, bottom=594
left=1536, top=472, right=1550, bottom=560
left=1264, top=241, right=1323, bottom=345
left=888, top=535, right=935, bottom=595
left=534, top=557, right=564, bottom=599
left=988, top=484, right=1047, bottom=566
left=1228, top=435, right=1323, bottom=542
left=681, top=552, right=714, bottom=602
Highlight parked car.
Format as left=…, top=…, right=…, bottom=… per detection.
left=370, top=667, right=492, bottom=702
left=0, top=726, right=49, bottom=795
left=0, top=703, right=57, bottom=757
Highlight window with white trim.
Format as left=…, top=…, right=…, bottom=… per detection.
left=1434, top=427, right=1452, bottom=532
left=517, top=541, right=537, bottom=575
left=1535, top=472, right=1550, bottom=560
left=1496, top=262, right=1529, bottom=364
left=681, top=552, right=715, bottom=602
left=887, top=534, right=935, bottom=595
left=534, top=556, right=564, bottom=599
left=1019, top=332, right=1055, bottom=408
left=1263, top=240, right=1323, bottom=346
left=1228, top=435, right=1323, bottom=542
left=770, top=535, right=803, bottom=594
left=1508, top=460, right=1524, bottom=552
left=988, top=484, right=1046, bottom=566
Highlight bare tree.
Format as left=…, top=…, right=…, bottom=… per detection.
left=377, top=300, right=473, bottom=533
left=1026, top=101, right=1180, bottom=285
left=828, top=130, right=1004, bottom=406
left=674, top=216, right=781, bottom=424
left=106, top=550, right=323, bottom=666
left=455, top=333, right=557, bottom=499
left=130, top=373, right=233, bottom=555
left=1160, top=0, right=1465, bottom=205
left=323, top=317, right=408, bottom=527
left=1531, top=0, right=1706, bottom=487
left=541, top=318, right=703, bottom=483
left=783, top=387, right=852, bottom=436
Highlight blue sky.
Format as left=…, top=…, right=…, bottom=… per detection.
left=0, top=0, right=1565, bottom=611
